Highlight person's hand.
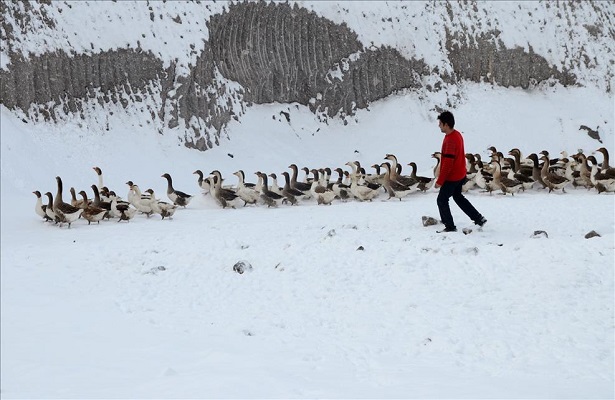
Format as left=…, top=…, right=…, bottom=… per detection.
left=434, top=182, right=441, bottom=189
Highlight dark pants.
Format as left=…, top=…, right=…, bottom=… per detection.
left=437, top=178, right=482, bottom=229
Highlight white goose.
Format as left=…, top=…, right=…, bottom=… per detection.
left=145, top=189, right=178, bottom=219
left=33, top=190, right=52, bottom=222
left=346, top=163, right=380, bottom=201
left=232, top=170, right=260, bottom=205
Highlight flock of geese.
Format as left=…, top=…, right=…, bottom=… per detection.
left=33, top=146, right=615, bottom=228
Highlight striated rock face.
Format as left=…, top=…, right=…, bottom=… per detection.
left=0, top=1, right=607, bottom=151
left=0, top=49, right=167, bottom=121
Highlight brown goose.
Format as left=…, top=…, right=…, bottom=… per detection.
left=193, top=169, right=211, bottom=195
left=365, top=164, right=385, bottom=186
left=33, top=190, right=52, bottom=222
left=526, top=153, right=547, bottom=189
left=91, top=184, right=112, bottom=216
left=208, top=174, right=244, bottom=209
left=78, top=191, right=107, bottom=225
left=492, top=161, right=523, bottom=196
left=594, top=147, right=615, bottom=178
left=504, top=158, right=535, bottom=191
left=571, top=153, right=594, bottom=189
left=288, top=164, right=311, bottom=193
left=256, top=172, right=285, bottom=207
left=69, top=187, right=89, bottom=209
left=587, top=155, right=615, bottom=192
left=309, top=169, right=337, bottom=205
left=384, top=154, right=418, bottom=189
left=280, top=171, right=305, bottom=205
left=161, top=173, right=193, bottom=207
left=540, top=156, right=570, bottom=193
left=53, top=176, right=83, bottom=228
left=381, top=162, right=412, bottom=200
left=407, top=162, right=434, bottom=192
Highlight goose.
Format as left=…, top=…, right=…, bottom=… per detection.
left=461, top=155, right=480, bottom=192
left=594, top=147, right=615, bottom=175
left=193, top=169, right=211, bottom=195
left=540, top=156, right=570, bottom=193
left=91, top=184, right=112, bottom=219
left=69, top=187, right=89, bottom=209
left=208, top=174, right=244, bottom=209
left=508, top=148, right=534, bottom=176
left=308, top=169, right=337, bottom=205
left=587, top=155, right=615, bottom=192
left=300, top=166, right=314, bottom=185
left=145, top=189, right=178, bottom=219
left=365, top=164, right=385, bottom=186
left=269, top=172, right=294, bottom=204
left=280, top=171, right=305, bottom=205
left=431, top=152, right=442, bottom=183
left=381, top=162, right=412, bottom=200
left=544, top=150, right=562, bottom=165
left=407, top=162, right=434, bottom=192
left=93, top=166, right=105, bottom=191
left=78, top=191, right=107, bottom=225
left=268, top=173, right=285, bottom=197
left=111, top=197, right=137, bottom=222
left=493, top=161, right=523, bottom=196
left=53, top=176, right=83, bottom=228
left=526, top=153, right=547, bottom=189
left=348, top=161, right=382, bottom=191
left=33, top=190, right=52, bottom=221
left=288, top=163, right=312, bottom=194
left=161, top=173, right=193, bottom=207
left=504, top=158, right=535, bottom=191
left=43, top=192, right=58, bottom=223
left=571, top=153, right=594, bottom=189
left=346, top=162, right=380, bottom=201
left=384, top=154, right=418, bottom=189
left=256, top=172, right=285, bottom=207
left=331, top=168, right=351, bottom=201
left=232, top=170, right=260, bottom=205
left=127, top=183, right=155, bottom=217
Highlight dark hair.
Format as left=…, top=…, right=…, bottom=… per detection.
left=437, top=111, right=455, bottom=129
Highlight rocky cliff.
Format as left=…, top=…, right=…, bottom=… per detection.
left=1, top=1, right=612, bottom=150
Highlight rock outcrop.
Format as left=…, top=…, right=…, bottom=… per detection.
left=0, top=1, right=609, bottom=151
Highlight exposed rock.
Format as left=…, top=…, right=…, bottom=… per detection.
left=531, top=230, right=549, bottom=239
left=233, top=260, right=253, bottom=274
left=585, top=230, right=601, bottom=239
left=422, top=216, right=439, bottom=227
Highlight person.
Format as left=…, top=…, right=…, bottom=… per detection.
left=434, top=111, right=486, bottom=232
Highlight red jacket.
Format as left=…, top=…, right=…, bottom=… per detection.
left=436, top=129, right=467, bottom=186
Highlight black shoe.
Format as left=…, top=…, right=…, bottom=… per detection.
left=437, top=226, right=457, bottom=233
left=475, top=216, right=487, bottom=227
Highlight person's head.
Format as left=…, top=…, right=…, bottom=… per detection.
left=437, top=111, right=455, bottom=133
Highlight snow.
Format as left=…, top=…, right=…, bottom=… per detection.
left=2, top=82, right=614, bottom=398
left=1, top=1, right=615, bottom=398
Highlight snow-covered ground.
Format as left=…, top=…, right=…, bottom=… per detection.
left=1, top=81, right=614, bottom=398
